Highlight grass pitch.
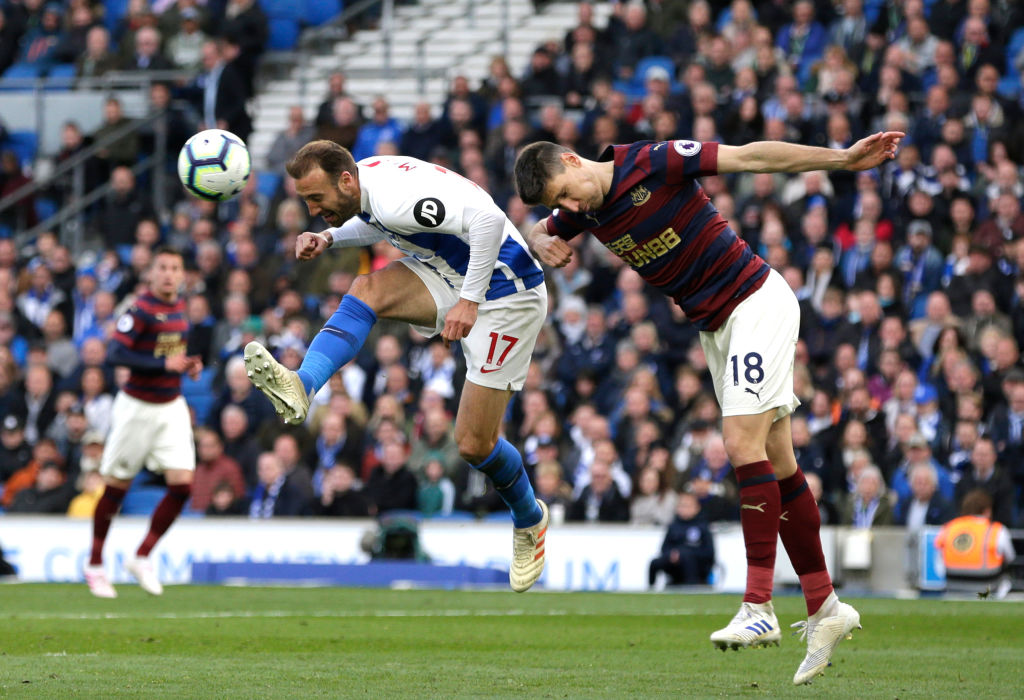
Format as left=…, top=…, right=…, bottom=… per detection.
left=1, top=585, right=1020, bottom=699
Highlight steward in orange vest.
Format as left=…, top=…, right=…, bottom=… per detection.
left=935, top=489, right=1016, bottom=579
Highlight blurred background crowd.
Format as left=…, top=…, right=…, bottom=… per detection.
left=0, top=0, right=1023, bottom=539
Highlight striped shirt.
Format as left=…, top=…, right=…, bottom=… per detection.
left=547, top=140, right=770, bottom=331
left=109, top=292, right=188, bottom=403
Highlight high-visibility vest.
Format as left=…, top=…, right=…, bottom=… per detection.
left=935, top=515, right=1006, bottom=576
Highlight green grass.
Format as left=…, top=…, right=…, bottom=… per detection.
left=0, top=585, right=1020, bottom=699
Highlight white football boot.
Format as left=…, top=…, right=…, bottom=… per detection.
left=710, top=600, right=782, bottom=650
left=244, top=341, right=311, bottom=424
left=126, top=557, right=164, bottom=596
left=510, top=500, right=548, bottom=592
left=84, top=565, right=117, bottom=599
left=792, top=592, right=862, bottom=685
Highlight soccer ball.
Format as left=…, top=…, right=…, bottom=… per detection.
left=177, top=129, right=252, bottom=202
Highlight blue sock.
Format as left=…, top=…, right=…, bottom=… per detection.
left=296, top=295, right=377, bottom=395
left=474, top=438, right=542, bottom=528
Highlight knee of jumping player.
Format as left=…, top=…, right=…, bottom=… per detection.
left=457, top=433, right=497, bottom=466
left=347, top=274, right=379, bottom=309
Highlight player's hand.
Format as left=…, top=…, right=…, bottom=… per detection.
left=164, top=354, right=190, bottom=373
left=296, top=231, right=330, bottom=260
left=441, top=298, right=478, bottom=348
left=184, top=355, right=204, bottom=380
left=532, top=234, right=574, bottom=268
left=844, top=131, right=904, bottom=171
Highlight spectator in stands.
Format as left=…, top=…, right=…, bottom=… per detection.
left=208, top=354, right=275, bottom=434
left=190, top=427, right=246, bottom=513
left=249, top=451, right=310, bottom=517
left=1, top=437, right=62, bottom=508
left=17, top=1, right=64, bottom=72
left=896, top=220, right=945, bottom=320
left=316, top=96, right=360, bottom=152
left=165, top=6, right=207, bottom=70
left=218, top=0, right=267, bottom=96
left=841, top=463, right=893, bottom=527
left=92, top=167, right=155, bottom=248
left=92, top=97, right=139, bottom=173
left=0, top=6, right=22, bottom=77
left=567, top=457, right=631, bottom=523
left=630, top=465, right=677, bottom=526
left=363, top=439, right=418, bottom=515
left=352, top=96, right=403, bottom=162
left=266, top=106, right=314, bottom=176
left=54, top=3, right=99, bottom=66
left=0, top=150, right=35, bottom=231
left=7, top=459, right=74, bottom=513
left=647, top=491, right=715, bottom=587
left=41, top=309, right=76, bottom=379
left=306, top=410, right=364, bottom=497
left=416, top=458, right=455, bottom=517
left=316, top=462, right=370, bottom=517
left=315, top=72, right=360, bottom=127
left=120, top=24, right=172, bottom=71
left=0, top=413, right=31, bottom=486
left=193, top=39, right=252, bottom=142
left=400, top=102, right=444, bottom=163
left=894, top=461, right=955, bottom=528
left=219, top=403, right=260, bottom=486
left=954, top=434, right=1015, bottom=526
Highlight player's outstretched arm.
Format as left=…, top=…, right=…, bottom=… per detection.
left=717, top=131, right=904, bottom=174
left=526, top=220, right=573, bottom=268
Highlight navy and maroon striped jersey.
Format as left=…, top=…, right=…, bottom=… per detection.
left=546, top=140, right=770, bottom=331
left=109, top=292, right=188, bottom=403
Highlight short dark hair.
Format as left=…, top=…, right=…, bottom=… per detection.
left=153, top=245, right=184, bottom=263
left=514, top=141, right=571, bottom=206
left=286, top=140, right=357, bottom=183
left=959, top=488, right=992, bottom=517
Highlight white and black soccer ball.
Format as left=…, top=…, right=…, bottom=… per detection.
left=177, top=129, right=251, bottom=202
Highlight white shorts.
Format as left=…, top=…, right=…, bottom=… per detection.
left=699, top=268, right=801, bottom=421
left=400, top=257, right=547, bottom=391
left=100, top=392, right=196, bottom=481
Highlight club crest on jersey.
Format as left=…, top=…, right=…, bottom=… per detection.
left=630, top=185, right=651, bottom=206
left=673, top=140, right=702, bottom=157
left=413, top=198, right=445, bottom=228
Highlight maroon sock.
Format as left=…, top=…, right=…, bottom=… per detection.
left=778, top=468, right=833, bottom=615
left=90, top=485, right=127, bottom=566
left=735, top=460, right=781, bottom=604
left=136, top=484, right=191, bottom=557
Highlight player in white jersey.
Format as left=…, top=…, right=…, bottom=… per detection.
left=244, top=140, right=549, bottom=591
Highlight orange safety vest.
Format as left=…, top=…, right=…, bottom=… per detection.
left=935, top=516, right=1006, bottom=576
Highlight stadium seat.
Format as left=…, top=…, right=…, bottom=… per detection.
left=104, top=0, right=130, bottom=32
left=255, top=171, right=282, bottom=201
left=44, top=63, right=76, bottom=91
left=304, top=0, right=342, bottom=26
left=35, top=198, right=58, bottom=223
left=182, top=367, right=216, bottom=424
left=4, top=131, right=38, bottom=168
left=120, top=486, right=167, bottom=515
left=263, top=0, right=304, bottom=21
left=0, top=63, right=43, bottom=91
left=267, top=19, right=301, bottom=50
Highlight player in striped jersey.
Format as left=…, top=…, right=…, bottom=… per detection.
left=244, top=140, right=549, bottom=592
left=84, top=247, right=203, bottom=599
left=515, top=132, right=902, bottom=684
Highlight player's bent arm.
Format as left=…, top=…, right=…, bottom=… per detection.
left=323, top=217, right=387, bottom=248
left=526, top=219, right=573, bottom=268
left=107, top=341, right=169, bottom=371
left=461, top=205, right=506, bottom=303
left=717, top=141, right=849, bottom=174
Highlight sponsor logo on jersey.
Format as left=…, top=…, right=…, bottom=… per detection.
left=606, top=227, right=682, bottom=268
left=154, top=332, right=186, bottom=358
left=413, top=198, right=446, bottom=227
left=673, top=139, right=702, bottom=157
left=630, top=185, right=651, bottom=206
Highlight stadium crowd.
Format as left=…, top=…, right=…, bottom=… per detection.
left=1, top=0, right=1023, bottom=544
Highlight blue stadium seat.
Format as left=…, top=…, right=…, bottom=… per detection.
left=182, top=367, right=216, bottom=424
left=0, top=63, right=43, bottom=91
left=35, top=198, right=58, bottom=222
left=255, top=171, right=282, bottom=200
left=120, top=486, right=166, bottom=515
left=44, top=63, right=76, bottom=91
left=304, top=0, right=342, bottom=26
left=263, top=0, right=304, bottom=20
left=267, top=19, right=300, bottom=50
left=4, top=131, right=38, bottom=168
left=104, top=0, right=130, bottom=32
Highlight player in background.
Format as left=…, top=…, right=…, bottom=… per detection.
left=84, top=247, right=202, bottom=598
left=514, top=131, right=903, bottom=684
left=244, top=140, right=549, bottom=592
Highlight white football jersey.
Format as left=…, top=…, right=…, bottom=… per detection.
left=325, top=156, right=543, bottom=303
